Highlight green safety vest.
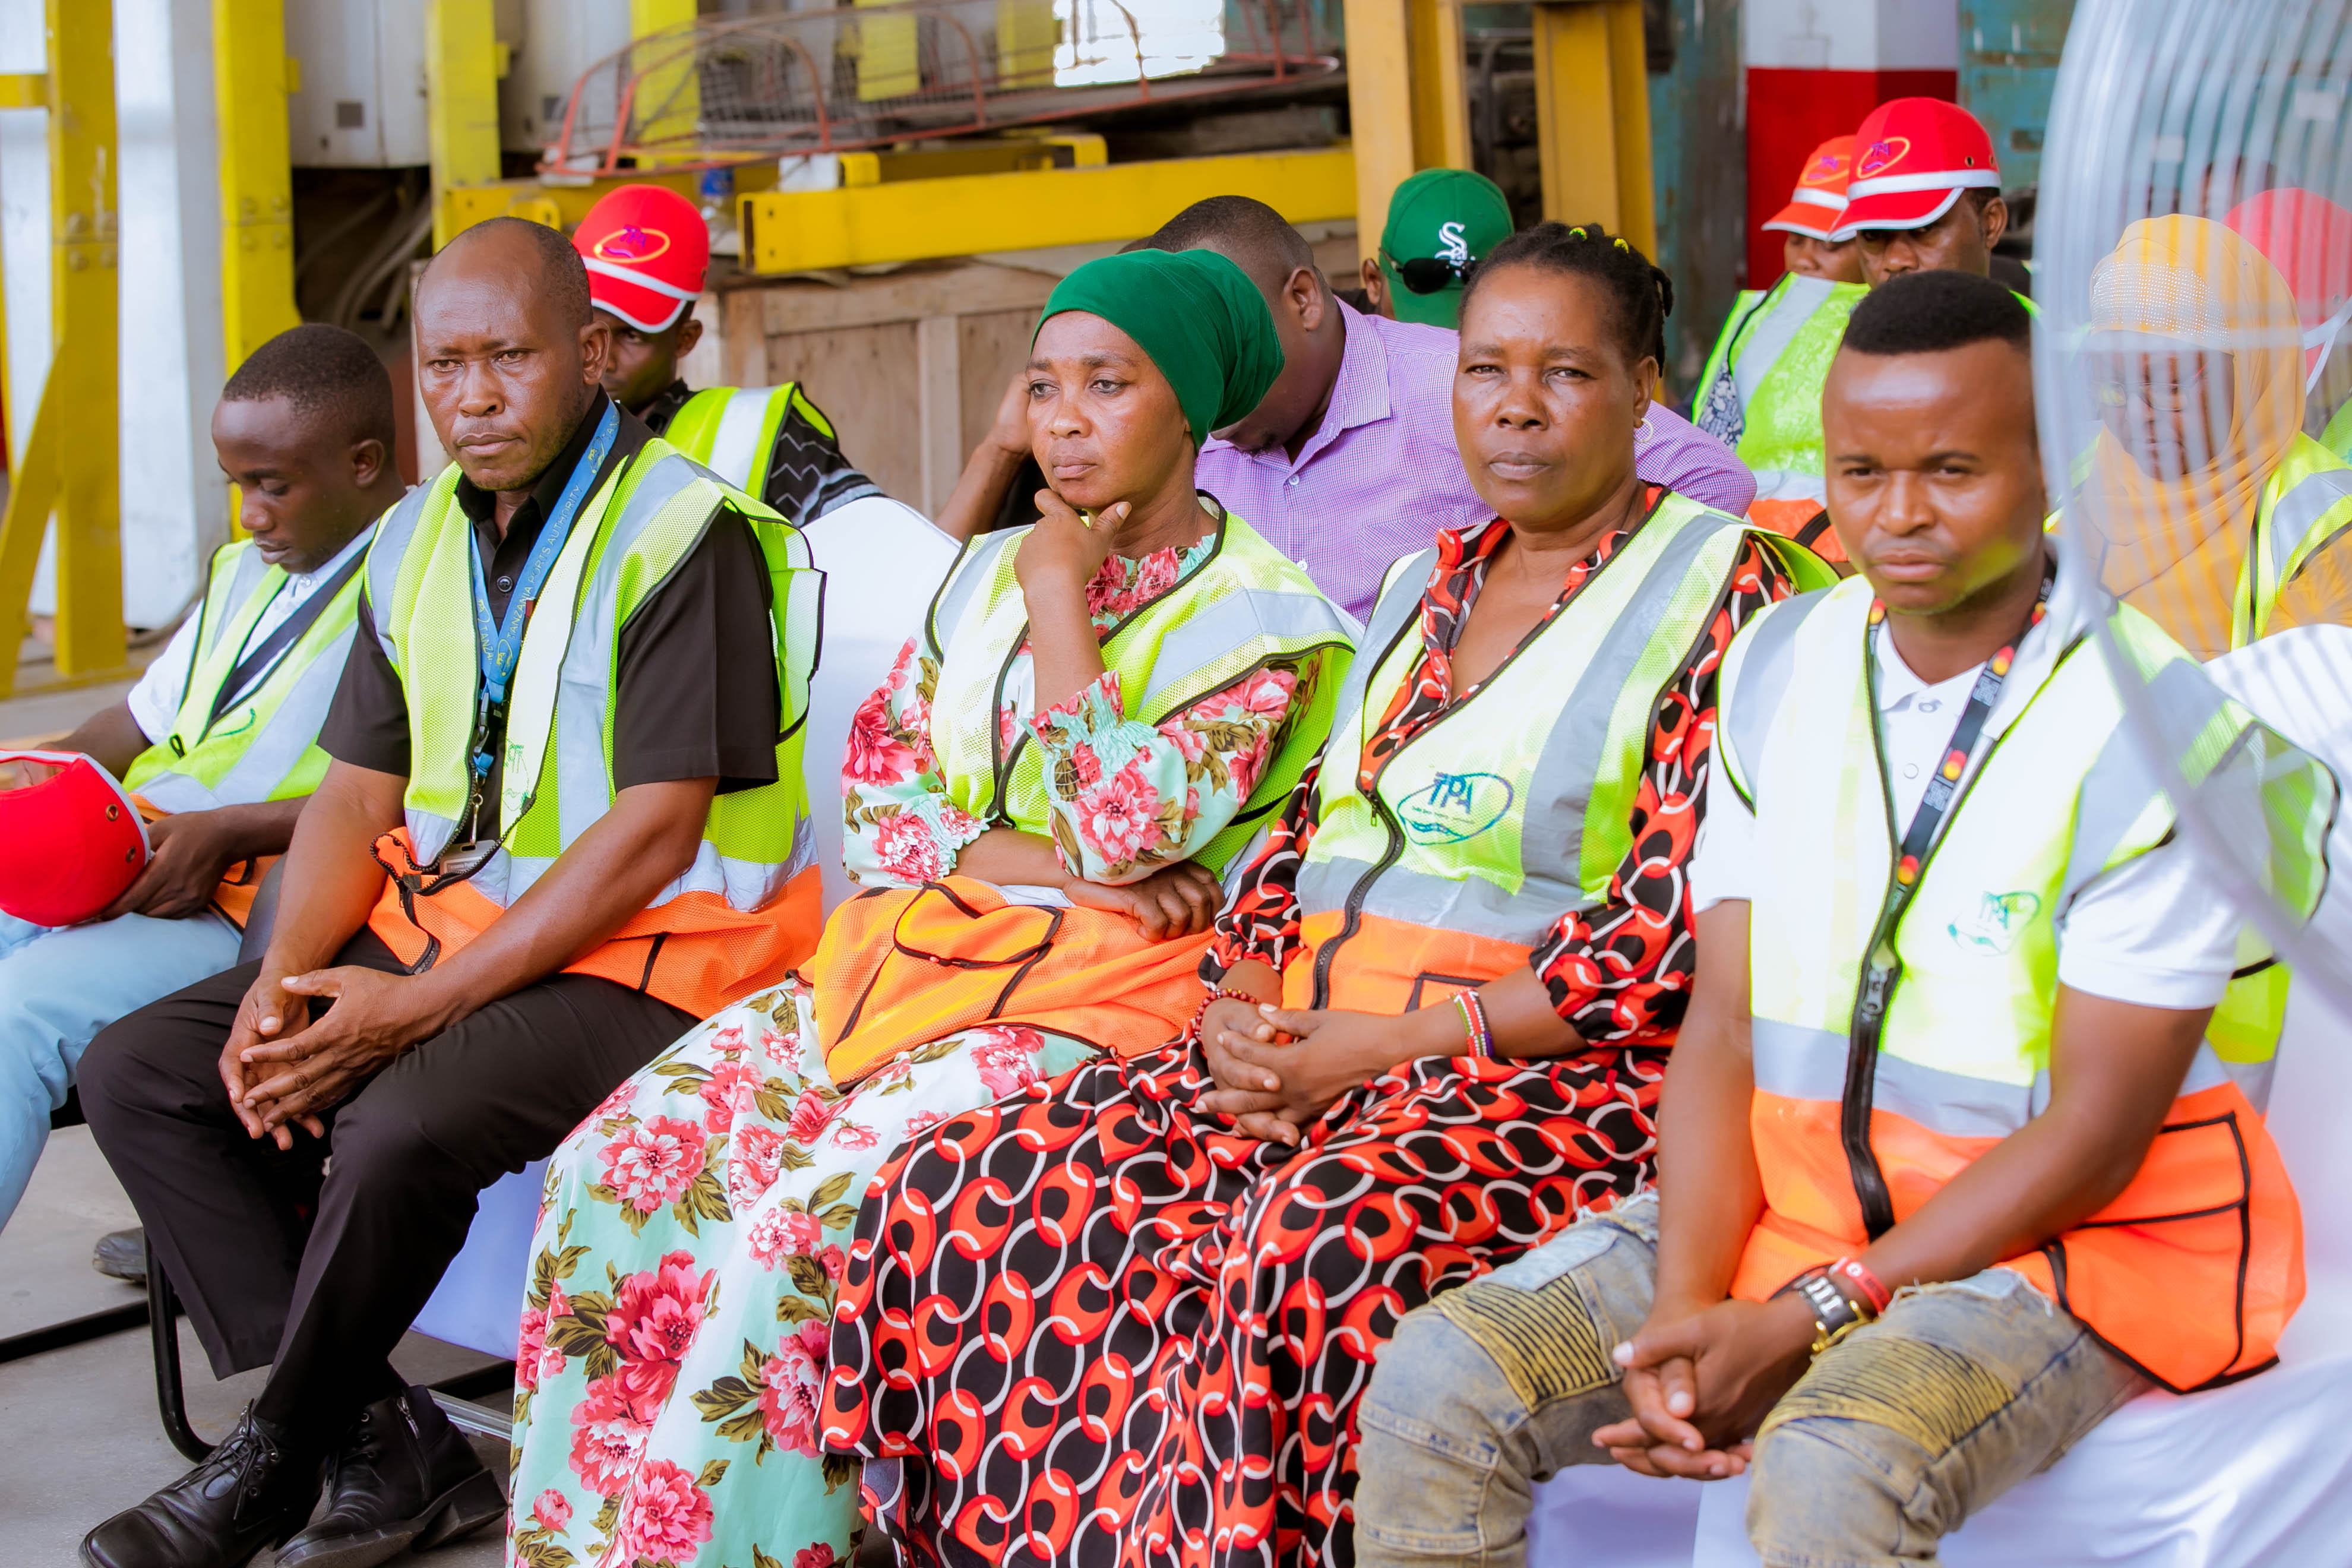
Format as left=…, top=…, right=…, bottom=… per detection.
left=661, top=382, right=877, bottom=522
left=2234, top=432, right=2352, bottom=646
left=1292, top=493, right=1838, bottom=1007
left=2317, top=396, right=2352, bottom=463
left=1693, top=274, right=1864, bottom=499
left=122, top=535, right=368, bottom=814
left=363, top=439, right=823, bottom=912
left=922, top=504, right=1355, bottom=877
left=1720, top=571, right=2333, bottom=1123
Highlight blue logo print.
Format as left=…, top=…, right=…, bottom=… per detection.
left=1398, top=772, right=1513, bottom=843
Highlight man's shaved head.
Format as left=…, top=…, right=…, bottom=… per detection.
left=1147, top=197, right=1316, bottom=296
left=421, top=216, right=594, bottom=330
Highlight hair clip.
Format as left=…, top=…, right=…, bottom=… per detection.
left=1614, top=237, right=1630, bottom=252
left=1569, top=225, right=1586, bottom=239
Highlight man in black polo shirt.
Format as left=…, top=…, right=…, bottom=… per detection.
left=79, top=218, right=820, bottom=1568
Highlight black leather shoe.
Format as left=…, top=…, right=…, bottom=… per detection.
left=91, top=1228, right=146, bottom=1284
left=81, top=1408, right=321, bottom=1568
left=276, top=1387, right=503, bottom=1568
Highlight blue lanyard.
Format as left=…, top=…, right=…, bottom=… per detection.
left=467, top=400, right=619, bottom=782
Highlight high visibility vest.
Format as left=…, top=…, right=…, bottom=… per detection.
left=124, top=535, right=367, bottom=814
left=1693, top=274, right=1864, bottom=506
left=362, top=438, right=826, bottom=1014
left=1718, top=574, right=2334, bottom=1390
left=1289, top=493, right=1838, bottom=1017
left=661, top=382, right=878, bottom=523
left=2318, top=396, right=2352, bottom=463
left=922, top=504, right=1355, bottom=877
left=2234, top=432, right=2352, bottom=646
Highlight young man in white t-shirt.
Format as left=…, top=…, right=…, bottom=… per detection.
left=1347, top=270, right=2325, bottom=1566
left=0, top=325, right=405, bottom=1232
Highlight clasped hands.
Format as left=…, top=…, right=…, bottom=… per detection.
left=1196, top=995, right=1463, bottom=1146
left=1589, top=1290, right=1820, bottom=1479
left=218, top=962, right=459, bottom=1149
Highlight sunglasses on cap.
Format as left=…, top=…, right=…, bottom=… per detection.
left=1382, top=249, right=1471, bottom=295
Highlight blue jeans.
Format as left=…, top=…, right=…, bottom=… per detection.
left=0, top=907, right=240, bottom=1225
left=1352, top=1196, right=2149, bottom=1568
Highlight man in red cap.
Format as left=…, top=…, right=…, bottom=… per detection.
left=1696, top=134, right=1869, bottom=560
left=1835, top=98, right=2014, bottom=291
left=573, top=182, right=880, bottom=523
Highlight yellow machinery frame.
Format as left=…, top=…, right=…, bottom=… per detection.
left=1343, top=0, right=1469, bottom=262
left=735, top=146, right=1357, bottom=274
left=0, top=0, right=124, bottom=698
left=217, top=0, right=302, bottom=371
left=1530, top=0, right=1656, bottom=256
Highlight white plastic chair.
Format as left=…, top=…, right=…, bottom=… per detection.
left=1531, top=627, right=2352, bottom=1566
left=408, top=497, right=960, bottom=1418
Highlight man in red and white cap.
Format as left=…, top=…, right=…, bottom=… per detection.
left=1694, top=132, right=1870, bottom=561
left=1762, top=134, right=1864, bottom=286
left=574, top=182, right=880, bottom=523
left=1836, top=98, right=2012, bottom=290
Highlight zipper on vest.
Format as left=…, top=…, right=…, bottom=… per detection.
left=1310, top=806, right=1402, bottom=1011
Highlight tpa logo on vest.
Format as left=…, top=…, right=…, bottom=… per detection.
left=1856, top=137, right=1911, bottom=181
left=1398, top=772, right=1512, bottom=843
left=1949, top=890, right=2041, bottom=955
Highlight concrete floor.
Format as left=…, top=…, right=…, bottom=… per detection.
left=0, top=1130, right=511, bottom=1567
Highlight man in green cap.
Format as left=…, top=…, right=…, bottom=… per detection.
left=1356, top=168, right=1517, bottom=328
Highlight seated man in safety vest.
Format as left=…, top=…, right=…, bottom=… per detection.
left=1349, top=270, right=2330, bottom=1567
left=78, top=216, right=825, bottom=1568
left=574, top=181, right=880, bottom=522
left=0, top=323, right=400, bottom=1237
left=1695, top=134, right=1867, bottom=562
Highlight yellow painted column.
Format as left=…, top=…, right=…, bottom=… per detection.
left=1404, top=0, right=1469, bottom=173
left=1343, top=0, right=1418, bottom=263
left=628, top=0, right=699, bottom=159
left=45, top=0, right=123, bottom=678
left=1530, top=0, right=1655, bottom=255
left=215, top=0, right=301, bottom=373
left=428, top=0, right=502, bottom=249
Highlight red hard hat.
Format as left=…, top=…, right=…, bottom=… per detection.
left=2225, top=190, right=2352, bottom=379
left=0, top=751, right=150, bottom=927
left=573, top=184, right=710, bottom=334
left=1836, top=99, right=2002, bottom=237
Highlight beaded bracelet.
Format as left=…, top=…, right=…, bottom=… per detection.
left=1191, top=986, right=1270, bottom=1042
left=1452, top=989, right=1494, bottom=1060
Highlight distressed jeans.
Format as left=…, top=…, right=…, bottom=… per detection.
left=1352, top=1196, right=2151, bottom=1568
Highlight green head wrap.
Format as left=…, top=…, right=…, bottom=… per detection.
left=1034, top=248, right=1285, bottom=444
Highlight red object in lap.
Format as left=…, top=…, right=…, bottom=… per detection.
left=0, top=750, right=150, bottom=927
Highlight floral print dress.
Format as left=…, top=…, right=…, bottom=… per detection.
left=507, top=538, right=1327, bottom=1568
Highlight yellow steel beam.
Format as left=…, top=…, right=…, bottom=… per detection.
left=628, top=0, right=698, bottom=159
left=737, top=148, right=1357, bottom=274
left=215, top=0, right=301, bottom=373
left=427, top=0, right=502, bottom=249
left=0, top=73, right=43, bottom=109
left=43, top=0, right=123, bottom=682
left=1405, top=0, right=1470, bottom=174
left=1342, top=0, right=1417, bottom=264
left=0, top=344, right=60, bottom=696
left=1530, top=0, right=1655, bottom=257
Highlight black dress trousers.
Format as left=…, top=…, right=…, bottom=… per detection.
left=78, top=927, right=691, bottom=1433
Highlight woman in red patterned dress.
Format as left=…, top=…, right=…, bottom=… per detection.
left=820, top=224, right=1835, bottom=1568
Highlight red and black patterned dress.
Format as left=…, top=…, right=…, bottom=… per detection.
left=822, top=504, right=1800, bottom=1568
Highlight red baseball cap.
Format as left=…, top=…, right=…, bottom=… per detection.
left=1763, top=135, right=1857, bottom=241
left=1835, top=99, right=2002, bottom=237
left=573, top=184, right=709, bottom=334
left=0, top=751, right=150, bottom=927
left=2225, top=190, right=2352, bottom=380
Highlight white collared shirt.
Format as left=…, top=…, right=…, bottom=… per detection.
left=127, top=526, right=375, bottom=744
left=1695, top=620, right=2244, bottom=1010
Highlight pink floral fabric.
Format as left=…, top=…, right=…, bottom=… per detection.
left=507, top=982, right=1093, bottom=1568
left=842, top=537, right=1309, bottom=888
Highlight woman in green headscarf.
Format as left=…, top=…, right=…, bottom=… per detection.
left=504, top=248, right=1355, bottom=1568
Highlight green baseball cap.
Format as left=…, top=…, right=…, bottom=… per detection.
left=1376, top=168, right=1516, bottom=327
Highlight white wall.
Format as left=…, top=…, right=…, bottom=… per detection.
left=1744, top=0, right=1958, bottom=71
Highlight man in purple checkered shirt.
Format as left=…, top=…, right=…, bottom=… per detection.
left=935, top=198, right=1753, bottom=622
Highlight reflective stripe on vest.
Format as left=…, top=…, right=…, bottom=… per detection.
left=924, top=506, right=1354, bottom=877
left=666, top=384, right=806, bottom=498
left=1693, top=274, right=1863, bottom=495
left=1720, top=575, right=2332, bottom=1389
left=122, top=537, right=366, bottom=813
left=368, top=441, right=822, bottom=912
left=1297, top=496, right=1839, bottom=968
left=2237, top=432, right=2352, bottom=646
